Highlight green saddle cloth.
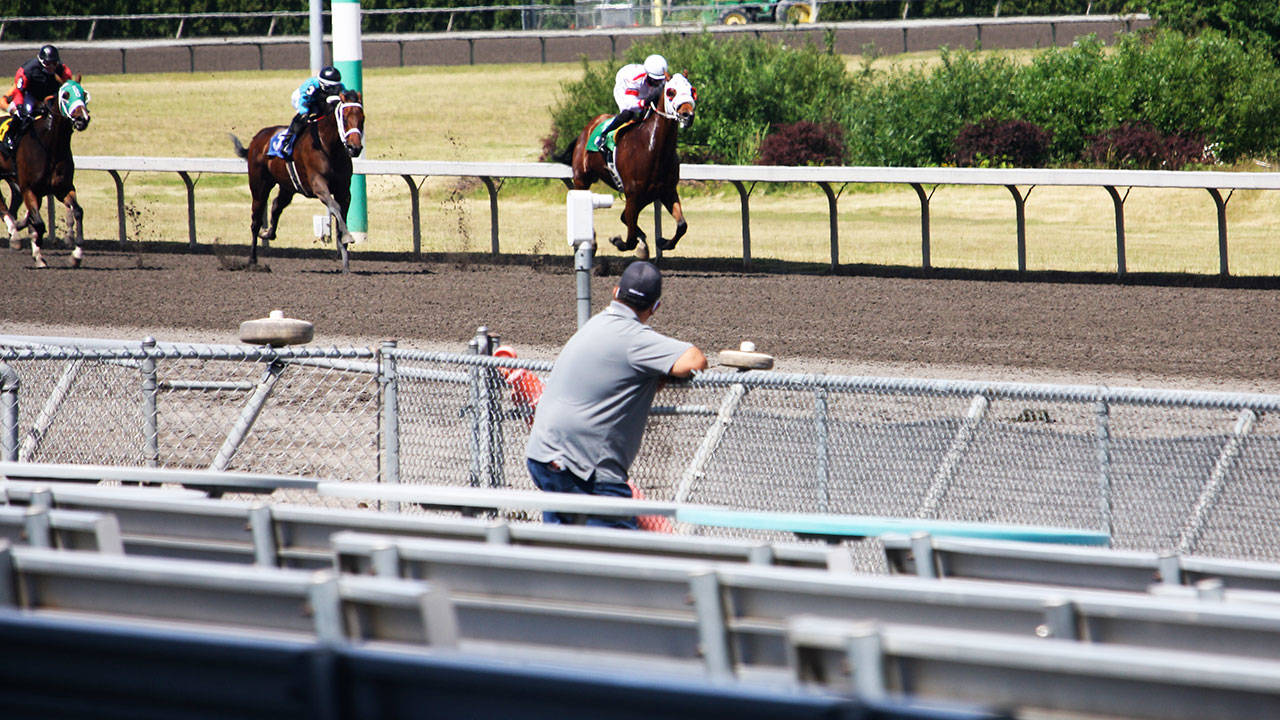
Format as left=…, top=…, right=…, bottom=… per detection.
left=588, top=117, right=619, bottom=152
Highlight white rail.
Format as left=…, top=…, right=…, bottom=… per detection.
left=71, top=155, right=1280, bottom=275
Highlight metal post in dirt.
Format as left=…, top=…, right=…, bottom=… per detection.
left=0, top=363, right=18, bottom=462
left=567, top=190, right=613, bottom=328
left=332, top=0, right=367, bottom=244
left=140, top=336, right=159, bottom=468
left=379, top=340, right=400, bottom=511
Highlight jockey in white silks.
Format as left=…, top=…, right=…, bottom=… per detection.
left=593, top=54, right=669, bottom=166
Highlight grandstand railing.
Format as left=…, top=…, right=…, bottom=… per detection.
left=70, top=155, right=1280, bottom=276
left=6, top=332, right=1280, bottom=560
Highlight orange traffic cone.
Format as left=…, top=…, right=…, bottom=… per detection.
left=494, top=345, right=545, bottom=425
left=627, top=478, right=675, bottom=533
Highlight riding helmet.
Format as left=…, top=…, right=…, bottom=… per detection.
left=38, top=44, right=60, bottom=66
left=643, top=54, right=668, bottom=81
left=318, top=66, right=342, bottom=87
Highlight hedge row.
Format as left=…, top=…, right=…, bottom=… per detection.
left=547, top=28, right=1280, bottom=168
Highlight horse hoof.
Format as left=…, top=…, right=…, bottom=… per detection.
left=657, top=237, right=678, bottom=252
left=634, top=242, right=650, bottom=261
left=8, top=237, right=19, bottom=251
left=609, top=236, right=628, bottom=252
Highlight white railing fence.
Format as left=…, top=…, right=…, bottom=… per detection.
left=66, top=155, right=1280, bottom=276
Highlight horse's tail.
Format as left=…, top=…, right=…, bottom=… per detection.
left=228, top=133, right=248, bottom=159
left=551, top=137, right=577, bottom=166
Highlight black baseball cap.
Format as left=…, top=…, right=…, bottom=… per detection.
left=616, top=261, right=662, bottom=309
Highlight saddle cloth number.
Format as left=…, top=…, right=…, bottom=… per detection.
left=267, top=130, right=290, bottom=159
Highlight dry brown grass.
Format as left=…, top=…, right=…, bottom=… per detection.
left=51, top=58, right=1280, bottom=275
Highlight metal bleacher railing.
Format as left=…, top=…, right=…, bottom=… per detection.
left=11, top=470, right=1280, bottom=717
left=6, top=331, right=1280, bottom=560
left=66, top=155, right=1280, bottom=275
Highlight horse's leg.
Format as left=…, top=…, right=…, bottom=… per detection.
left=656, top=189, right=688, bottom=253
left=60, top=188, right=84, bottom=267
left=313, top=183, right=352, bottom=274
left=611, top=194, right=649, bottom=260
left=263, top=189, right=294, bottom=243
left=21, top=188, right=46, bottom=268
left=3, top=180, right=20, bottom=250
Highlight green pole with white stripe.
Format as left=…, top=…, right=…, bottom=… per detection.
left=332, top=0, right=366, bottom=243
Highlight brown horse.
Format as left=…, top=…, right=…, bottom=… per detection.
left=565, top=73, right=696, bottom=259
left=229, top=89, right=364, bottom=273
left=0, top=78, right=91, bottom=268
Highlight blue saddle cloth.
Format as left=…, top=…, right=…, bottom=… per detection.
left=267, top=130, right=290, bottom=159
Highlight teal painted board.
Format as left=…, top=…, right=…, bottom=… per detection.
left=676, top=507, right=1110, bottom=546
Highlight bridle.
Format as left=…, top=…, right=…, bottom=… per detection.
left=332, top=95, right=363, bottom=155
left=651, top=77, right=696, bottom=130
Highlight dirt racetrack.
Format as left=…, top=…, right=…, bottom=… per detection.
left=3, top=242, right=1280, bottom=394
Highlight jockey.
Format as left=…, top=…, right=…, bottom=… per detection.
left=283, top=65, right=345, bottom=158
left=593, top=54, right=668, bottom=166
left=5, top=44, right=71, bottom=154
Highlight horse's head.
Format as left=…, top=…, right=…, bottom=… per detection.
left=57, top=79, right=91, bottom=131
left=331, top=89, right=364, bottom=158
left=663, top=73, right=697, bottom=130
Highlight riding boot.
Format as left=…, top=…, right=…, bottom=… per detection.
left=283, top=114, right=306, bottom=158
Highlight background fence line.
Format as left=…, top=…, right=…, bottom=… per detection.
left=5, top=331, right=1280, bottom=561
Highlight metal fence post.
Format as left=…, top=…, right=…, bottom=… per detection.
left=814, top=387, right=830, bottom=513
left=467, top=327, right=504, bottom=488
left=379, top=340, right=401, bottom=512
left=0, top=363, right=18, bottom=462
left=1094, top=397, right=1113, bottom=545
left=140, top=336, right=160, bottom=467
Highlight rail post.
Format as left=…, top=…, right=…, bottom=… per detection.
left=140, top=336, right=160, bottom=467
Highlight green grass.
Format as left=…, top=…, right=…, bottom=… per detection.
left=49, top=58, right=1280, bottom=275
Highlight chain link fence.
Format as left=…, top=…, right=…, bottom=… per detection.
left=5, top=332, right=1280, bottom=560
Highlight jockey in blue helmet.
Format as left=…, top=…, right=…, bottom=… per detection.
left=283, top=65, right=345, bottom=158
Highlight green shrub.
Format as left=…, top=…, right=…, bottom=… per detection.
left=546, top=32, right=856, bottom=165
left=844, top=48, right=1019, bottom=166
left=1142, top=1, right=1280, bottom=64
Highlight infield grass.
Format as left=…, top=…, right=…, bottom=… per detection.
left=53, top=56, right=1280, bottom=275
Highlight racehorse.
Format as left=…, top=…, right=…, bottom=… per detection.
left=0, top=78, right=91, bottom=268
left=563, top=73, right=696, bottom=259
left=229, top=89, right=364, bottom=273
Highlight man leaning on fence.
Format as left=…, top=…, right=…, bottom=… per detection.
left=525, top=261, right=707, bottom=529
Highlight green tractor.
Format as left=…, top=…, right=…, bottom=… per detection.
left=708, top=0, right=817, bottom=25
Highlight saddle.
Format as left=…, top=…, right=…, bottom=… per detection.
left=588, top=116, right=637, bottom=155
left=266, top=129, right=314, bottom=198
left=0, top=115, right=25, bottom=157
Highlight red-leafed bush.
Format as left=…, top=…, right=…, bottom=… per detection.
left=757, top=121, right=846, bottom=166
left=1083, top=122, right=1206, bottom=170
left=950, top=118, right=1053, bottom=168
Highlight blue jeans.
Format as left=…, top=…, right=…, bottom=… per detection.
left=526, top=459, right=638, bottom=530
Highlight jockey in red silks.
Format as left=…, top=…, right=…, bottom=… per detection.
left=593, top=54, right=669, bottom=166
left=4, top=44, right=72, bottom=154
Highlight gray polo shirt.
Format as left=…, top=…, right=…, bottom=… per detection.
left=525, top=301, right=692, bottom=484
